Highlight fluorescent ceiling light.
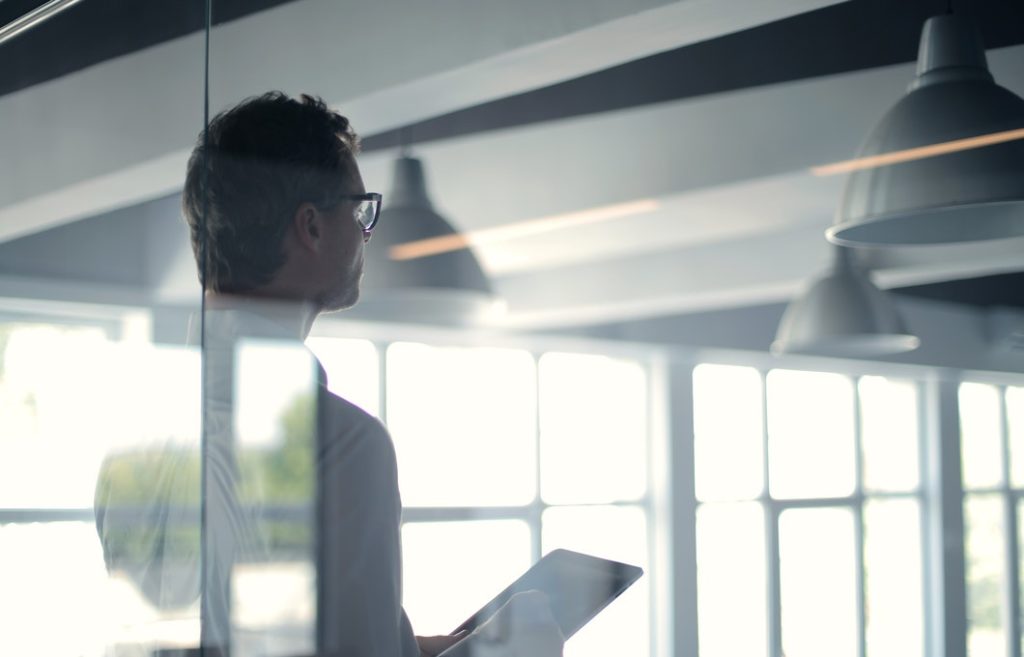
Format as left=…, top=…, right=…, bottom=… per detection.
left=389, top=199, right=659, bottom=261
left=0, top=0, right=83, bottom=46
left=810, top=126, right=1024, bottom=177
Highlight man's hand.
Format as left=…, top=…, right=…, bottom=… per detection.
left=418, top=631, right=468, bottom=657
left=438, top=590, right=564, bottom=657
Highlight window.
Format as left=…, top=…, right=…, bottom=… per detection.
left=0, top=320, right=203, bottom=655
left=960, top=382, right=1024, bottom=657
left=20, top=313, right=1016, bottom=657
left=1, top=320, right=657, bottom=657
left=693, top=364, right=925, bottom=657
left=387, top=342, right=537, bottom=508
left=315, top=340, right=657, bottom=657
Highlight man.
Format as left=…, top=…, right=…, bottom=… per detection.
left=179, top=92, right=562, bottom=657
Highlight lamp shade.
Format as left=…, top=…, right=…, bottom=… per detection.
left=827, top=13, right=1024, bottom=247
left=772, top=249, right=919, bottom=357
left=357, top=156, right=496, bottom=324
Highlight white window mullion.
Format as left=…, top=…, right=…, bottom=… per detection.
left=530, top=349, right=544, bottom=564
left=999, top=386, right=1022, bottom=657
left=761, top=369, right=783, bottom=657
left=926, top=376, right=969, bottom=657
left=665, top=357, right=699, bottom=657
left=852, top=379, right=866, bottom=657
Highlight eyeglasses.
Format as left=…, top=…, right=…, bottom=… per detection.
left=337, top=192, right=382, bottom=232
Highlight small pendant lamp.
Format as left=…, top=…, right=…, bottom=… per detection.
left=772, top=247, right=920, bottom=357
left=827, top=12, right=1024, bottom=246
left=357, top=154, right=496, bottom=325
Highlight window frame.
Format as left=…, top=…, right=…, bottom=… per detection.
left=690, top=363, right=929, bottom=657
left=0, top=307, right=143, bottom=525
left=6, top=300, right=1024, bottom=657
left=960, top=379, right=1024, bottom=657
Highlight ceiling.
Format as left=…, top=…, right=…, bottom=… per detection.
left=1, top=0, right=1023, bottom=333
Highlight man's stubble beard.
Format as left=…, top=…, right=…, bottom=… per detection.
left=317, top=273, right=362, bottom=314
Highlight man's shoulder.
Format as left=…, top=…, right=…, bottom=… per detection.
left=317, top=387, right=391, bottom=442
left=316, top=388, right=400, bottom=483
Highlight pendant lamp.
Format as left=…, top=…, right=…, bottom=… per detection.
left=772, top=247, right=919, bottom=357
left=357, top=155, right=497, bottom=325
left=827, top=12, right=1024, bottom=247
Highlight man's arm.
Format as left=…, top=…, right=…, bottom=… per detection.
left=417, top=631, right=467, bottom=657
left=317, top=402, right=419, bottom=657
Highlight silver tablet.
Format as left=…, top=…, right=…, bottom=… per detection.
left=451, top=548, right=644, bottom=640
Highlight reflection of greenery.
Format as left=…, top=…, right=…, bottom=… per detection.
left=238, top=391, right=316, bottom=557
left=968, top=570, right=1001, bottom=629
left=96, top=391, right=316, bottom=570
left=238, top=391, right=315, bottom=503
left=98, top=444, right=202, bottom=505
left=965, top=497, right=1004, bottom=632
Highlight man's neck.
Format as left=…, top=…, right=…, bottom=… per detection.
left=204, top=291, right=318, bottom=340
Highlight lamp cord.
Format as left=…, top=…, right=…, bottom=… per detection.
left=399, top=126, right=411, bottom=157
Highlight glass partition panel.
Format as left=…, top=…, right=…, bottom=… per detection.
left=16, top=0, right=1024, bottom=654
left=0, top=1, right=209, bottom=655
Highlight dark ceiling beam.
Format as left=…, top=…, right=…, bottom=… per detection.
left=361, top=0, right=1024, bottom=151
left=0, top=0, right=298, bottom=97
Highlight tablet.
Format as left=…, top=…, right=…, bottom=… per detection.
left=451, top=548, right=643, bottom=640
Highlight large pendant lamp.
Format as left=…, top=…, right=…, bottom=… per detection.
left=772, top=247, right=920, bottom=357
left=827, top=12, right=1024, bottom=246
left=357, top=154, right=496, bottom=325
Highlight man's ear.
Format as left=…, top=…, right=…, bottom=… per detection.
left=292, top=202, right=322, bottom=253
